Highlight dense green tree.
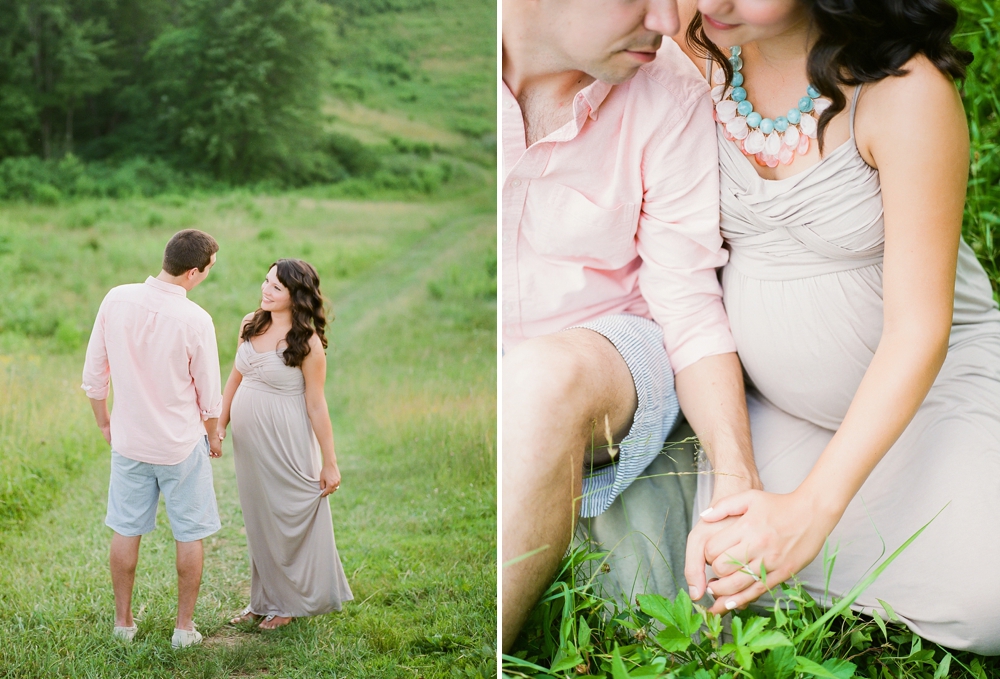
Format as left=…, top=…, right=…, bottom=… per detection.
left=146, top=0, right=334, bottom=182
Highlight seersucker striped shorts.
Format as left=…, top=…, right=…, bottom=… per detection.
left=571, top=313, right=681, bottom=518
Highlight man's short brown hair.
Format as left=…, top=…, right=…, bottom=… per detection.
left=163, top=230, right=219, bottom=276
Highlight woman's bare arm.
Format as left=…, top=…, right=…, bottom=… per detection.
left=301, top=334, right=340, bottom=496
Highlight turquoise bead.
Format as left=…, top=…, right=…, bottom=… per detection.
left=798, top=96, right=814, bottom=112
left=729, top=56, right=743, bottom=71
left=736, top=100, right=753, bottom=116
left=746, top=112, right=762, bottom=128
left=774, top=116, right=789, bottom=132
left=806, top=84, right=821, bottom=99
left=730, top=72, right=744, bottom=87
left=786, top=108, right=801, bottom=124
left=759, top=117, right=774, bottom=134
left=731, top=86, right=747, bottom=102
left=730, top=45, right=742, bottom=56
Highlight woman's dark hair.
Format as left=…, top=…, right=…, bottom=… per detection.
left=241, top=259, right=329, bottom=368
left=687, top=0, right=972, bottom=151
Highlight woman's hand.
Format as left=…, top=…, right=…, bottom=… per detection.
left=697, top=489, right=842, bottom=614
left=216, top=423, right=227, bottom=443
left=319, top=463, right=341, bottom=497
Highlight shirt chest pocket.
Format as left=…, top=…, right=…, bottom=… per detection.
left=522, top=182, right=640, bottom=267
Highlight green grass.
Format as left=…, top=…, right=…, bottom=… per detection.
left=0, top=186, right=496, bottom=677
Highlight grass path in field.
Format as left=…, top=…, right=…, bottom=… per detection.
left=0, top=204, right=496, bottom=678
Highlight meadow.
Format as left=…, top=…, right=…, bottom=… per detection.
left=504, top=1, right=1000, bottom=677
left=0, top=1, right=496, bottom=678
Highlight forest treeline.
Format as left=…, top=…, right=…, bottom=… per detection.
left=0, top=0, right=475, bottom=200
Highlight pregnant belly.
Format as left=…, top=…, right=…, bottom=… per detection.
left=722, top=263, right=885, bottom=430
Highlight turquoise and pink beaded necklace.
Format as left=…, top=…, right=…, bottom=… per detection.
left=712, top=46, right=831, bottom=168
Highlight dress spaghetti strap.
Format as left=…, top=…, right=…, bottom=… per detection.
left=848, top=84, right=862, bottom=139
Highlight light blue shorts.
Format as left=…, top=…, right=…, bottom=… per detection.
left=572, top=314, right=681, bottom=518
left=105, top=437, right=221, bottom=542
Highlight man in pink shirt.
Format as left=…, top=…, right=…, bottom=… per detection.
left=502, top=0, right=762, bottom=651
left=82, top=229, right=223, bottom=648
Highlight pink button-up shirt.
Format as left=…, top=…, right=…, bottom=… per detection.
left=82, top=276, right=222, bottom=464
left=502, top=41, right=736, bottom=373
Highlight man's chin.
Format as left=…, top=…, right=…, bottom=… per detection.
left=591, top=62, right=646, bottom=86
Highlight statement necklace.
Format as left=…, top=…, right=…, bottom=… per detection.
left=712, top=46, right=831, bottom=168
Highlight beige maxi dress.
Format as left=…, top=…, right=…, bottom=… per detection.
left=231, top=340, right=353, bottom=617
left=699, top=85, right=1000, bottom=653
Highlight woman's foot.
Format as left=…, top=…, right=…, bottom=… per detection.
left=258, top=614, right=293, bottom=630
left=229, top=606, right=260, bottom=625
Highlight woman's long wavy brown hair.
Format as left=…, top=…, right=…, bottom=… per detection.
left=241, top=259, right=329, bottom=368
left=687, top=0, right=971, bottom=152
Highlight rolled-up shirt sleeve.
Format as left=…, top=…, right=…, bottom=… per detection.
left=81, top=296, right=111, bottom=399
left=189, top=319, right=222, bottom=420
left=636, top=87, right=737, bottom=374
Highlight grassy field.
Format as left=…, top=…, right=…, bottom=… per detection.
left=0, top=187, right=496, bottom=678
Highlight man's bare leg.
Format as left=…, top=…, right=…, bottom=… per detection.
left=502, top=329, right=637, bottom=652
left=175, top=540, right=203, bottom=631
left=111, top=533, right=142, bottom=628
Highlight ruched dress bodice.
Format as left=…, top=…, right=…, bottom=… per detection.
left=235, top=340, right=306, bottom=397
left=708, top=85, right=1000, bottom=653
left=718, top=93, right=1000, bottom=429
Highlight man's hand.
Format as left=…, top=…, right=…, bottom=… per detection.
left=89, top=398, right=112, bottom=446
left=695, top=489, right=840, bottom=613
left=204, top=417, right=222, bottom=458
left=684, top=474, right=761, bottom=601
left=319, top=463, right=341, bottom=497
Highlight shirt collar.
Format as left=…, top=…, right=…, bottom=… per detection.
left=578, top=79, right=613, bottom=121
left=145, top=275, right=188, bottom=297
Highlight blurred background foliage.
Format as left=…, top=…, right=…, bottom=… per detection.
left=0, top=0, right=495, bottom=198
left=957, top=0, right=1000, bottom=298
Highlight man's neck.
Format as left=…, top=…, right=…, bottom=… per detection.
left=156, top=270, right=195, bottom=292
left=502, top=8, right=598, bottom=147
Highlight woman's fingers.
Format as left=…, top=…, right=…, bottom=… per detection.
left=699, top=490, right=757, bottom=523
left=708, top=579, right=770, bottom=614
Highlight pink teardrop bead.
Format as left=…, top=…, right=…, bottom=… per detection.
left=766, top=154, right=779, bottom=168
left=754, top=152, right=767, bottom=166
left=779, top=146, right=794, bottom=165
left=797, top=133, right=811, bottom=155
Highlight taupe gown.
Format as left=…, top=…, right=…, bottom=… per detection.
left=231, top=340, right=353, bottom=617
left=699, top=85, right=1000, bottom=653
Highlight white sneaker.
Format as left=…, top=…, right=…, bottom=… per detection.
left=171, top=625, right=203, bottom=648
left=113, top=624, right=137, bottom=641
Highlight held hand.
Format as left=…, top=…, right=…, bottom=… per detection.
left=99, top=424, right=112, bottom=446
left=698, top=489, right=840, bottom=614
left=685, top=475, right=763, bottom=602
left=685, top=514, right=740, bottom=601
left=216, top=424, right=227, bottom=443
left=319, top=463, right=341, bottom=497
left=208, top=434, right=223, bottom=458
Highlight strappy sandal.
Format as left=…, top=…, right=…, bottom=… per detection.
left=229, top=606, right=260, bottom=625
left=258, top=614, right=293, bottom=630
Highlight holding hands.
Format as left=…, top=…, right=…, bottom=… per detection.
left=685, top=488, right=841, bottom=614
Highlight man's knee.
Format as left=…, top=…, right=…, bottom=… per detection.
left=504, top=331, right=635, bottom=461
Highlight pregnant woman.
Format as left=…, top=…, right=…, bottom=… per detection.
left=219, top=259, right=353, bottom=629
left=678, top=0, right=1000, bottom=652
